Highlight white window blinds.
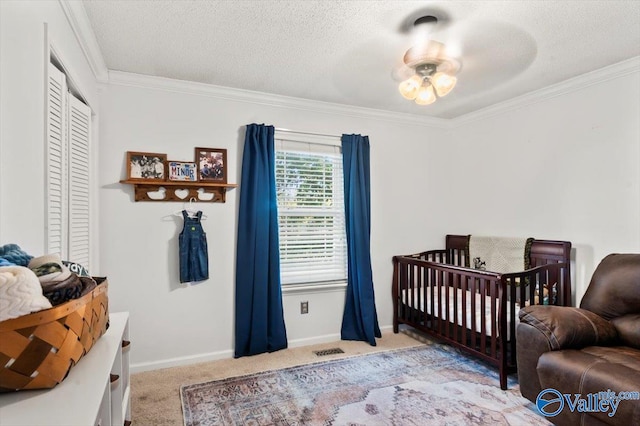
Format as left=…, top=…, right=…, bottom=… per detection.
left=275, top=135, right=347, bottom=285
left=46, top=63, right=92, bottom=268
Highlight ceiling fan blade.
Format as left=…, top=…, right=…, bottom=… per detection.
left=446, top=20, right=537, bottom=93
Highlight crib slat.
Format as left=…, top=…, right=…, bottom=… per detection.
left=490, top=280, right=497, bottom=358
left=417, top=264, right=424, bottom=328
left=443, top=271, right=449, bottom=338
left=529, top=273, right=536, bottom=305
left=461, top=275, right=468, bottom=346
left=452, top=272, right=459, bottom=342
left=480, top=278, right=487, bottom=354
left=409, top=264, right=416, bottom=322
left=429, top=267, right=436, bottom=333
left=560, top=265, right=569, bottom=306
left=470, top=276, right=477, bottom=349
left=437, top=269, right=444, bottom=335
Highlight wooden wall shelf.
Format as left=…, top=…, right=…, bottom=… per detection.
left=119, top=180, right=238, bottom=203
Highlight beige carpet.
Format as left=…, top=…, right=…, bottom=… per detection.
left=132, top=329, right=429, bottom=425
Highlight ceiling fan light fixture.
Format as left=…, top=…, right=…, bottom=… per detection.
left=414, top=83, right=436, bottom=105
left=397, top=14, right=461, bottom=106
left=431, top=72, right=457, bottom=97
left=398, top=75, right=423, bottom=100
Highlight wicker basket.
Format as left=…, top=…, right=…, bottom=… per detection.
left=0, top=278, right=109, bottom=392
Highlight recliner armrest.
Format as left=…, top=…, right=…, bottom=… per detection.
left=519, top=305, right=619, bottom=350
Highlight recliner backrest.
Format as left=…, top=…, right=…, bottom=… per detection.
left=580, top=254, right=640, bottom=320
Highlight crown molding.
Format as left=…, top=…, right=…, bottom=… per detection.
left=107, top=56, right=639, bottom=130
left=59, top=0, right=109, bottom=83
left=107, top=70, right=451, bottom=129
left=451, top=56, right=640, bottom=127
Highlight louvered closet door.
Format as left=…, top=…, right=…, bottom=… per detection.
left=46, top=64, right=68, bottom=258
left=67, top=95, right=92, bottom=268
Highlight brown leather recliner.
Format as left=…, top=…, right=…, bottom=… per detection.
left=517, top=253, right=640, bottom=426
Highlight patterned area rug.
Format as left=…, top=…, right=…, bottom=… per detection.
left=181, top=344, right=549, bottom=425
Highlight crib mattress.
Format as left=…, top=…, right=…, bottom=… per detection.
left=401, top=286, right=520, bottom=339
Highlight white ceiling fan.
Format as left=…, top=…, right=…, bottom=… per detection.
left=394, top=14, right=462, bottom=106
left=391, top=7, right=544, bottom=111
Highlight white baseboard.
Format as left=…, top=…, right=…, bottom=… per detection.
left=131, top=325, right=396, bottom=374
left=287, top=325, right=395, bottom=348
left=287, top=333, right=341, bottom=348
left=131, top=349, right=234, bottom=374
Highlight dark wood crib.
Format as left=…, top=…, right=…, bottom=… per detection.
left=392, top=235, right=571, bottom=389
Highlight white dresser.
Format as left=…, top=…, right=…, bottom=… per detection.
left=0, top=312, right=131, bottom=426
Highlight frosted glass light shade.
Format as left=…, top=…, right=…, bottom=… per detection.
left=398, top=75, right=423, bottom=100
left=415, top=84, right=436, bottom=105
left=432, top=72, right=457, bottom=97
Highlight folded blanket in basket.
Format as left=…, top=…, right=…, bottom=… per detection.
left=40, top=273, right=93, bottom=306
left=0, top=244, right=33, bottom=267
left=469, top=236, right=533, bottom=274
left=0, top=266, right=52, bottom=322
left=28, top=254, right=72, bottom=283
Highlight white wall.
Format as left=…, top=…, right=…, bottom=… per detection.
left=0, top=1, right=100, bottom=264
left=98, top=81, right=447, bottom=370
left=431, top=70, right=640, bottom=304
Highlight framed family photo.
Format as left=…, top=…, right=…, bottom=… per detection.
left=196, top=147, right=227, bottom=183
left=126, top=151, right=167, bottom=182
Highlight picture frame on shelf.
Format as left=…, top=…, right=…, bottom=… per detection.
left=126, top=151, right=167, bottom=182
left=195, top=147, right=227, bottom=183
left=167, top=161, right=198, bottom=182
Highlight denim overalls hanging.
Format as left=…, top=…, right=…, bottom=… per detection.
left=179, top=210, right=209, bottom=283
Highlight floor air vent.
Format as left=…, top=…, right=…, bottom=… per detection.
left=314, top=348, right=344, bottom=356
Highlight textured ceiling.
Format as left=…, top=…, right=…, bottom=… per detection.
left=82, top=1, right=640, bottom=119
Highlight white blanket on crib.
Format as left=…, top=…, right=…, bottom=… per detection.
left=402, top=286, right=520, bottom=339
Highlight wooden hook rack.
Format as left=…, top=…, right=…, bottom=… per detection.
left=119, top=180, right=238, bottom=203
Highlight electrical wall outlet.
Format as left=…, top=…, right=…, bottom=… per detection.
left=300, top=301, right=309, bottom=314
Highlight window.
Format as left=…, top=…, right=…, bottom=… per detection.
left=275, top=132, right=347, bottom=286
left=46, top=62, right=92, bottom=268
